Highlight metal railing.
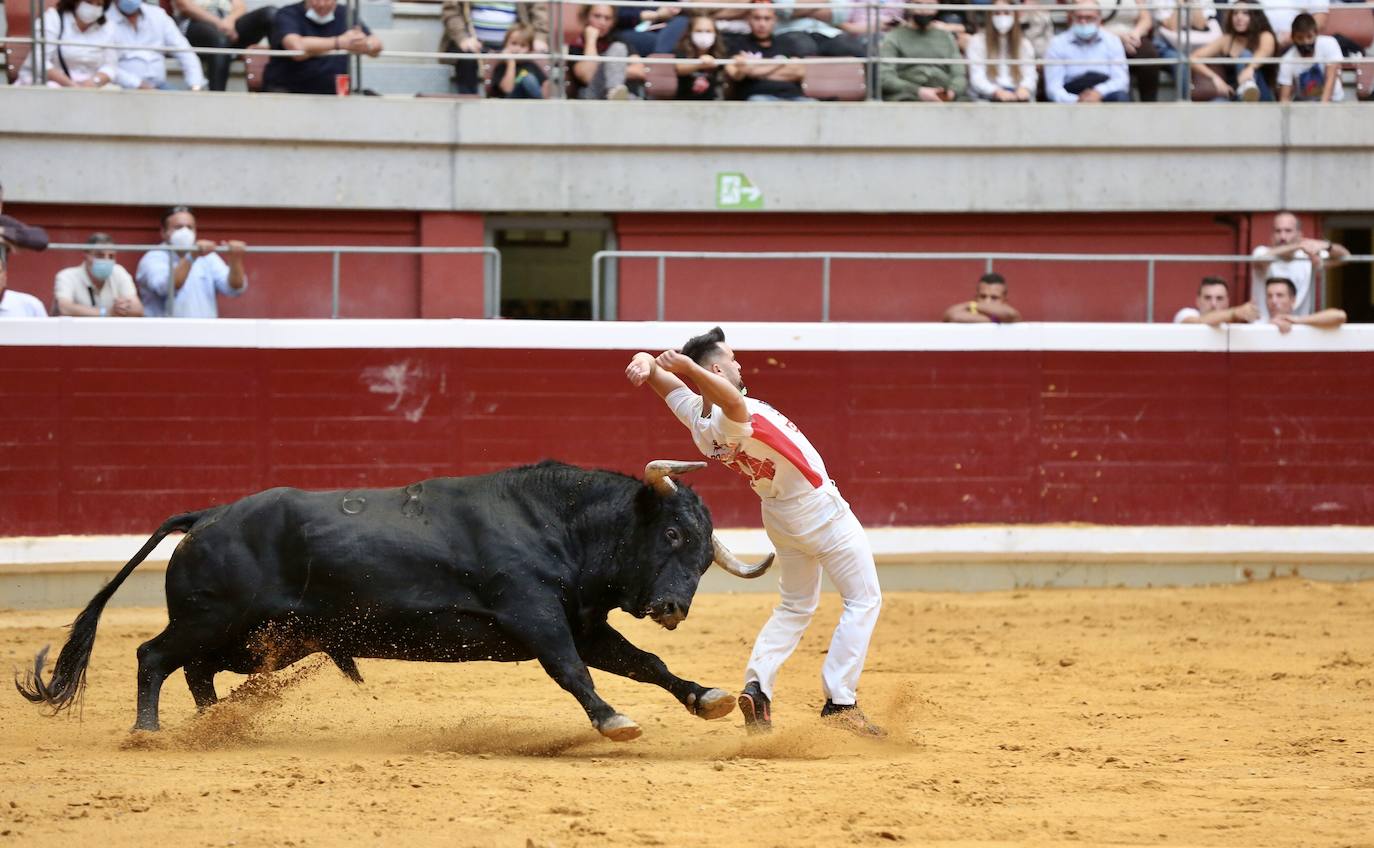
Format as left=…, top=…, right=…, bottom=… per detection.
left=591, top=249, right=1374, bottom=321
left=47, top=242, right=501, bottom=318
left=6, top=0, right=1371, bottom=100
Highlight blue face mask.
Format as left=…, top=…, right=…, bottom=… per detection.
left=89, top=258, right=115, bottom=281
left=1072, top=22, right=1099, bottom=40
left=117, top=0, right=142, bottom=15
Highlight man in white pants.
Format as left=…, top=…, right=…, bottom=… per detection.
left=625, top=326, right=884, bottom=737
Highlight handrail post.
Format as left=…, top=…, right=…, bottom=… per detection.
left=1146, top=258, right=1156, bottom=323
left=491, top=247, right=502, bottom=318
left=985, top=256, right=994, bottom=275
left=591, top=252, right=602, bottom=321
left=821, top=255, right=831, bottom=322
left=31, top=0, right=45, bottom=85
left=331, top=251, right=341, bottom=319
left=656, top=255, right=665, bottom=322
left=551, top=0, right=565, bottom=100
left=1179, top=0, right=1190, bottom=101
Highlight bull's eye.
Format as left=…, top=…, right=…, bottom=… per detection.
left=665, top=526, right=682, bottom=547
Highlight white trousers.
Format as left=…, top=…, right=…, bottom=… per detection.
left=744, top=492, right=882, bottom=706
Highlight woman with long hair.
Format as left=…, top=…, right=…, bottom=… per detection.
left=18, top=0, right=117, bottom=87
left=570, top=2, right=646, bottom=99
left=673, top=13, right=725, bottom=100
left=1190, top=3, right=1277, bottom=101
left=966, top=0, right=1036, bottom=101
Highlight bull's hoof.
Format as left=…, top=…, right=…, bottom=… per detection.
left=597, top=714, right=642, bottom=742
left=691, top=688, right=736, bottom=720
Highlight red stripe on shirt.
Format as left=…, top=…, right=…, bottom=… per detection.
left=749, top=414, right=823, bottom=489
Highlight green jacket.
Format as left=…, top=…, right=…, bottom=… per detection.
left=879, top=25, right=968, bottom=100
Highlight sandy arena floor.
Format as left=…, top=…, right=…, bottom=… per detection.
left=1, top=579, right=1371, bottom=847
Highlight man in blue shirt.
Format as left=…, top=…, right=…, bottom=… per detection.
left=135, top=206, right=248, bottom=318
left=1044, top=3, right=1129, bottom=103
left=264, top=0, right=382, bottom=94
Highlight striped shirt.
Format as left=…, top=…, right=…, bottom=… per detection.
left=471, top=3, right=518, bottom=47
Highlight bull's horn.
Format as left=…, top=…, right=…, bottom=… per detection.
left=644, top=460, right=708, bottom=496
left=712, top=534, right=775, bottom=579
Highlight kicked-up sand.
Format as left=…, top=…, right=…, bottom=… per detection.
left=1, top=578, right=1371, bottom=847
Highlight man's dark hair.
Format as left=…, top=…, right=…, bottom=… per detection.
left=978, top=272, right=1006, bottom=288
left=1265, top=276, right=1297, bottom=297
left=160, top=205, right=192, bottom=228
left=1198, top=276, right=1228, bottom=294
left=682, top=326, right=727, bottom=366
left=86, top=232, right=114, bottom=247
left=1291, top=12, right=1317, bottom=35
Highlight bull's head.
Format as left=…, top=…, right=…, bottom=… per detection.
left=637, top=460, right=775, bottom=630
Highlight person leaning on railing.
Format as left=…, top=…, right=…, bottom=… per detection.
left=135, top=206, right=248, bottom=318
left=171, top=0, right=278, bottom=92
left=263, top=0, right=381, bottom=94
left=109, top=0, right=207, bottom=90
left=16, top=0, right=118, bottom=88
left=879, top=0, right=967, bottom=102
left=673, top=12, right=727, bottom=100
left=1190, top=3, right=1276, bottom=102
left=942, top=273, right=1022, bottom=324
left=438, top=0, right=548, bottom=96
left=1173, top=276, right=1258, bottom=325
left=723, top=1, right=809, bottom=101
left=966, top=0, right=1037, bottom=102
left=54, top=233, right=144, bottom=318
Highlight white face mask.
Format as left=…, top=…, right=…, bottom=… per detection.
left=691, top=31, right=716, bottom=50
left=75, top=1, right=104, bottom=24
left=305, top=7, right=335, bottom=24
left=168, top=226, right=196, bottom=250
left=991, top=13, right=1015, bottom=34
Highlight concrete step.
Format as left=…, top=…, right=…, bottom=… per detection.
left=357, top=61, right=454, bottom=95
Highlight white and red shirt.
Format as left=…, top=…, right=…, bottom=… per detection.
left=666, top=387, right=832, bottom=502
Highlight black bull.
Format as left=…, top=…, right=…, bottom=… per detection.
left=17, top=460, right=773, bottom=741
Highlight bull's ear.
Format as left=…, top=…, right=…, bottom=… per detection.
left=644, top=460, right=708, bottom=496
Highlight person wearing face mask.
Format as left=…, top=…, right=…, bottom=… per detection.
left=1043, top=3, right=1130, bottom=102
left=172, top=0, right=277, bottom=92
left=673, top=13, right=726, bottom=100
left=878, top=0, right=967, bottom=102
left=264, top=0, right=382, bottom=95
left=1277, top=13, right=1344, bottom=102
left=135, top=206, right=248, bottom=319
left=109, top=0, right=206, bottom=90
left=16, top=0, right=118, bottom=88
left=966, top=0, right=1037, bottom=101
left=54, top=233, right=144, bottom=318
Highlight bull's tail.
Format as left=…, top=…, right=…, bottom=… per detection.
left=16, top=511, right=206, bottom=714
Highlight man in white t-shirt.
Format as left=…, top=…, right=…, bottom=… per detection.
left=0, top=256, right=48, bottom=318
left=1265, top=277, right=1347, bottom=333
left=1174, top=276, right=1258, bottom=325
left=53, top=233, right=144, bottom=317
left=1277, top=13, right=1343, bottom=101
left=1249, top=211, right=1349, bottom=320
left=625, top=327, right=884, bottom=737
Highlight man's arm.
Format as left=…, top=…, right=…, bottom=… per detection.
left=1199, top=303, right=1259, bottom=326
left=655, top=350, right=749, bottom=424
left=943, top=301, right=991, bottom=323
left=626, top=352, right=688, bottom=399
left=1272, top=308, right=1347, bottom=334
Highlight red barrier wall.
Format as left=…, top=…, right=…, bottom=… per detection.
left=4, top=344, right=1372, bottom=535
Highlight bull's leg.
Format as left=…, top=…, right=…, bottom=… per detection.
left=500, top=613, right=638, bottom=741
left=577, top=622, right=735, bottom=720
left=184, top=660, right=219, bottom=711
left=134, top=631, right=185, bottom=731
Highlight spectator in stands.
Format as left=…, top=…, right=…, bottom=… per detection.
left=17, top=0, right=118, bottom=88
left=110, top=0, right=206, bottom=90
left=264, top=0, right=381, bottom=95
left=489, top=24, right=545, bottom=98
left=967, top=0, right=1037, bottom=102
left=826, top=0, right=906, bottom=42
left=1190, top=4, right=1277, bottom=101
left=136, top=206, right=248, bottom=318
left=0, top=182, right=50, bottom=254
left=610, top=2, right=685, bottom=57
left=1174, top=276, right=1257, bottom=324
left=942, top=273, right=1022, bottom=323
left=1044, top=2, right=1130, bottom=102
left=54, top=233, right=144, bottom=317
left=1100, top=0, right=1158, bottom=101
left=1277, top=13, right=1345, bottom=102
left=879, top=0, right=967, bottom=102
left=1266, top=277, right=1346, bottom=333
left=0, top=254, right=49, bottom=318
left=725, top=2, right=809, bottom=101
left=1248, top=211, right=1348, bottom=320
left=439, top=0, right=548, bottom=96
left=173, top=0, right=278, bottom=92
left=674, top=13, right=726, bottom=100
left=1259, top=0, right=1327, bottom=46
left=571, top=3, right=646, bottom=100
left=769, top=0, right=866, bottom=58
left=1155, top=0, right=1221, bottom=59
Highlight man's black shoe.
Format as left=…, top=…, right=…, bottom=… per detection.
left=738, top=681, right=772, bottom=735
left=820, top=700, right=887, bottom=738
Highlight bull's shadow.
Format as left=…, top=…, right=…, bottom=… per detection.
left=18, top=461, right=773, bottom=743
